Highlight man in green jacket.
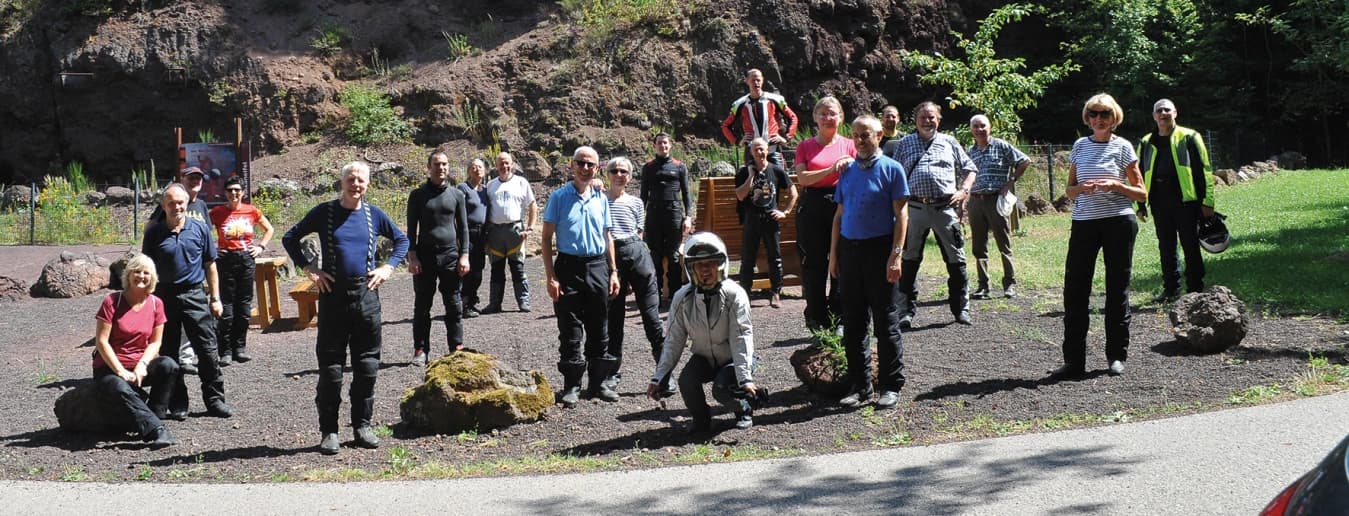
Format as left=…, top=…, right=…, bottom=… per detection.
left=1137, top=99, right=1215, bottom=302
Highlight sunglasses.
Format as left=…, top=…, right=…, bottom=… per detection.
left=1087, top=109, right=1113, bottom=119
left=574, top=159, right=598, bottom=169
left=608, top=168, right=631, bottom=175
left=226, top=188, right=243, bottom=193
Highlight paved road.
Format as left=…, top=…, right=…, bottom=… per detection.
left=4, top=391, right=1346, bottom=515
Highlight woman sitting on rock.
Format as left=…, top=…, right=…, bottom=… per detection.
left=92, top=254, right=180, bottom=447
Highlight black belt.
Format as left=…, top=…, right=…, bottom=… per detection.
left=911, top=195, right=952, bottom=205
left=556, top=252, right=605, bottom=263
left=804, top=187, right=836, bottom=202
left=614, top=236, right=643, bottom=245
left=971, top=192, right=999, bottom=198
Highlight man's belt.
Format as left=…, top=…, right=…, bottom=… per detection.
left=911, top=195, right=953, bottom=205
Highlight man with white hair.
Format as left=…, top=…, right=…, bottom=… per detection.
left=542, top=146, right=621, bottom=408
left=966, top=114, right=1030, bottom=299
left=483, top=152, right=537, bottom=314
left=282, top=161, right=409, bottom=455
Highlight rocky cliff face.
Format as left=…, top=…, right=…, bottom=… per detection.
left=0, top=0, right=957, bottom=183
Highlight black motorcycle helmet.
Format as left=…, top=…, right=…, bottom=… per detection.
left=1197, top=212, right=1230, bottom=254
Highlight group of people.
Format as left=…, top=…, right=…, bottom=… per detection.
left=89, top=66, right=1215, bottom=452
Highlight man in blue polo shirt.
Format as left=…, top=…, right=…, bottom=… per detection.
left=542, top=146, right=621, bottom=408
left=142, top=183, right=232, bottom=419
left=829, top=115, right=910, bottom=410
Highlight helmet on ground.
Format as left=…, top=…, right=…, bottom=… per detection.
left=1197, top=212, right=1230, bottom=254
left=680, top=232, right=729, bottom=292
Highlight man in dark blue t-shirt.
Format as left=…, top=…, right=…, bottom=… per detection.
left=142, top=183, right=232, bottom=420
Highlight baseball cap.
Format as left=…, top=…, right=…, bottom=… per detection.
left=183, top=166, right=204, bottom=177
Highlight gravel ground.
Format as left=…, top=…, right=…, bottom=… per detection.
left=0, top=244, right=1344, bottom=482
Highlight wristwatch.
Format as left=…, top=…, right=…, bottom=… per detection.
left=892, top=246, right=903, bottom=254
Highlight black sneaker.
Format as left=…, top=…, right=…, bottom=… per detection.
left=971, top=287, right=991, bottom=300
left=898, top=314, right=913, bottom=330
left=590, top=385, right=619, bottom=402
left=180, top=362, right=198, bottom=375
left=165, top=410, right=188, bottom=421
left=354, top=426, right=381, bottom=449
left=233, top=350, right=253, bottom=363
left=143, top=426, right=177, bottom=448
left=481, top=305, right=503, bottom=315
left=1048, top=364, right=1087, bottom=381
left=218, top=353, right=232, bottom=367
left=955, top=311, right=973, bottom=325
left=463, top=307, right=481, bottom=318
left=318, top=433, right=340, bottom=455
left=839, top=389, right=873, bottom=408
left=1152, top=290, right=1180, bottom=304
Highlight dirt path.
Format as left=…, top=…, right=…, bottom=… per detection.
left=0, top=244, right=1344, bottom=482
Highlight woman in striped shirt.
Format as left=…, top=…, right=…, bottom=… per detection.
left=604, top=157, right=672, bottom=397
left=1052, top=93, right=1149, bottom=380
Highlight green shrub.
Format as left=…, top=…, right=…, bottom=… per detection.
left=197, top=129, right=215, bottom=144
left=442, top=31, right=478, bottom=61
left=339, top=84, right=415, bottom=145
left=311, top=21, right=348, bottom=56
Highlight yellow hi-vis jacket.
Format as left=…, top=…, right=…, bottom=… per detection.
left=1137, top=125, right=1215, bottom=209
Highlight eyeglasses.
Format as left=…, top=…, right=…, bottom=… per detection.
left=574, top=160, right=598, bottom=169
left=1087, top=109, right=1113, bottom=119
left=608, top=168, right=631, bottom=175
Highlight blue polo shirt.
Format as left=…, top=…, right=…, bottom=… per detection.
left=836, top=154, right=910, bottom=240
left=142, top=217, right=217, bottom=287
left=543, top=182, right=612, bottom=257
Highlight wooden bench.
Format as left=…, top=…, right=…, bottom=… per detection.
left=289, top=279, right=319, bottom=329
left=694, top=175, right=802, bottom=291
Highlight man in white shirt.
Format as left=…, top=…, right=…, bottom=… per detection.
left=482, top=152, right=538, bottom=314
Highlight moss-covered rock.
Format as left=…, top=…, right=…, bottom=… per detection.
left=400, top=351, right=552, bottom=434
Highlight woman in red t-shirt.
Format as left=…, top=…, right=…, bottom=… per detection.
left=93, top=254, right=179, bottom=447
left=794, top=96, right=856, bottom=330
left=209, top=176, right=275, bottom=365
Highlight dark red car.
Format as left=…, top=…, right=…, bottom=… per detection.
left=1263, top=434, right=1349, bottom=515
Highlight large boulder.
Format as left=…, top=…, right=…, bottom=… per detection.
left=84, top=191, right=107, bottom=207
left=2, top=184, right=32, bottom=209
left=54, top=382, right=137, bottom=434
left=1276, top=151, right=1307, bottom=170
left=1213, top=169, right=1237, bottom=186
left=0, top=275, right=28, bottom=303
left=400, top=351, right=552, bottom=434
left=1023, top=193, right=1053, bottom=215
left=104, top=186, right=136, bottom=206
left=106, top=249, right=139, bottom=290
left=789, top=343, right=876, bottom=397
left=1169, top=285, right=1249, bottom=353
left=30, top=251, right=110, bottom=298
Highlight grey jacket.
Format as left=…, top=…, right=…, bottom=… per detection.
left=652, top=280, right=755, bottom=385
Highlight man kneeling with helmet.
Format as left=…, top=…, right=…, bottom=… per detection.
left=648, top=232, right=760, bottom=432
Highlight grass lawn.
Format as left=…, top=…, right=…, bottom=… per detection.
left=916, top=168, right=1349, bottom=316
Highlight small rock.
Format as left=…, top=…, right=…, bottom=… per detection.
left=31, top=252, right=110, bottom=298
left=0, top=275, right=28, bottom=303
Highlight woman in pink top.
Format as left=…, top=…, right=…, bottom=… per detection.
left=92, top=254, right=179, bottom=447
left=794, top=96, right=856, bottom=330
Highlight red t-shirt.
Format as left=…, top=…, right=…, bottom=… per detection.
left=794, top=136, right=856, bottom=189
left=210, top=203, right=263, bottom=252
left=93, top=292, right=166, bottom=370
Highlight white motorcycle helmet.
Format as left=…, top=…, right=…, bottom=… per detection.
left=680, top=232, right=729, bottom=293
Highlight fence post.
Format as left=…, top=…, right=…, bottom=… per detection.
left=29, top=181, right=36, bottom=245
left=1044, top=144, right=1055, bottom=201
left=133, top=177, right=139, bottom=244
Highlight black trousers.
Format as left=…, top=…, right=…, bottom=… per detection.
left=158, top=284, right=225, bottom=412
left=553, top=253, right=616, bottom=387
left=217, top=250, right=254, bottom=355
left=315, top=278, right=382, bottom=433
left=463, top=223, right=486, bottom=310
left=678, top=354, right=752, bottom=424
left=1152, top=199, right=1205, bottom=293
left=1063, top=215, right=1138, bottom=367
left=645, top=200, right=685, bottom=297
left=92, top=356, right=179, bottom=438
left=740, top=212, right=783, bottom=294
left=607, top=239, right=665, bottom=380
left=797, top=188, right=841, bottom=328
left=412, top=247, right=464, bottom=354
left=839, top=236, right=906, bottom=392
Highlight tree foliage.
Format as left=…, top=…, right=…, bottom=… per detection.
left=901, top=3, right=1079, bottom=137
left=339, top=84, right=415, bottom=146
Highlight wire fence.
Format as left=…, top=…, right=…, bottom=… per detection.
left=1, top=180, right=160, bottom=246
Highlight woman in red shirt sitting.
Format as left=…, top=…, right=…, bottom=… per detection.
left=93, top=254, right=180, bottom=447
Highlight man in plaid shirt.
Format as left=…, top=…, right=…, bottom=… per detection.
left=886, top=102, right=978, bottom=327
